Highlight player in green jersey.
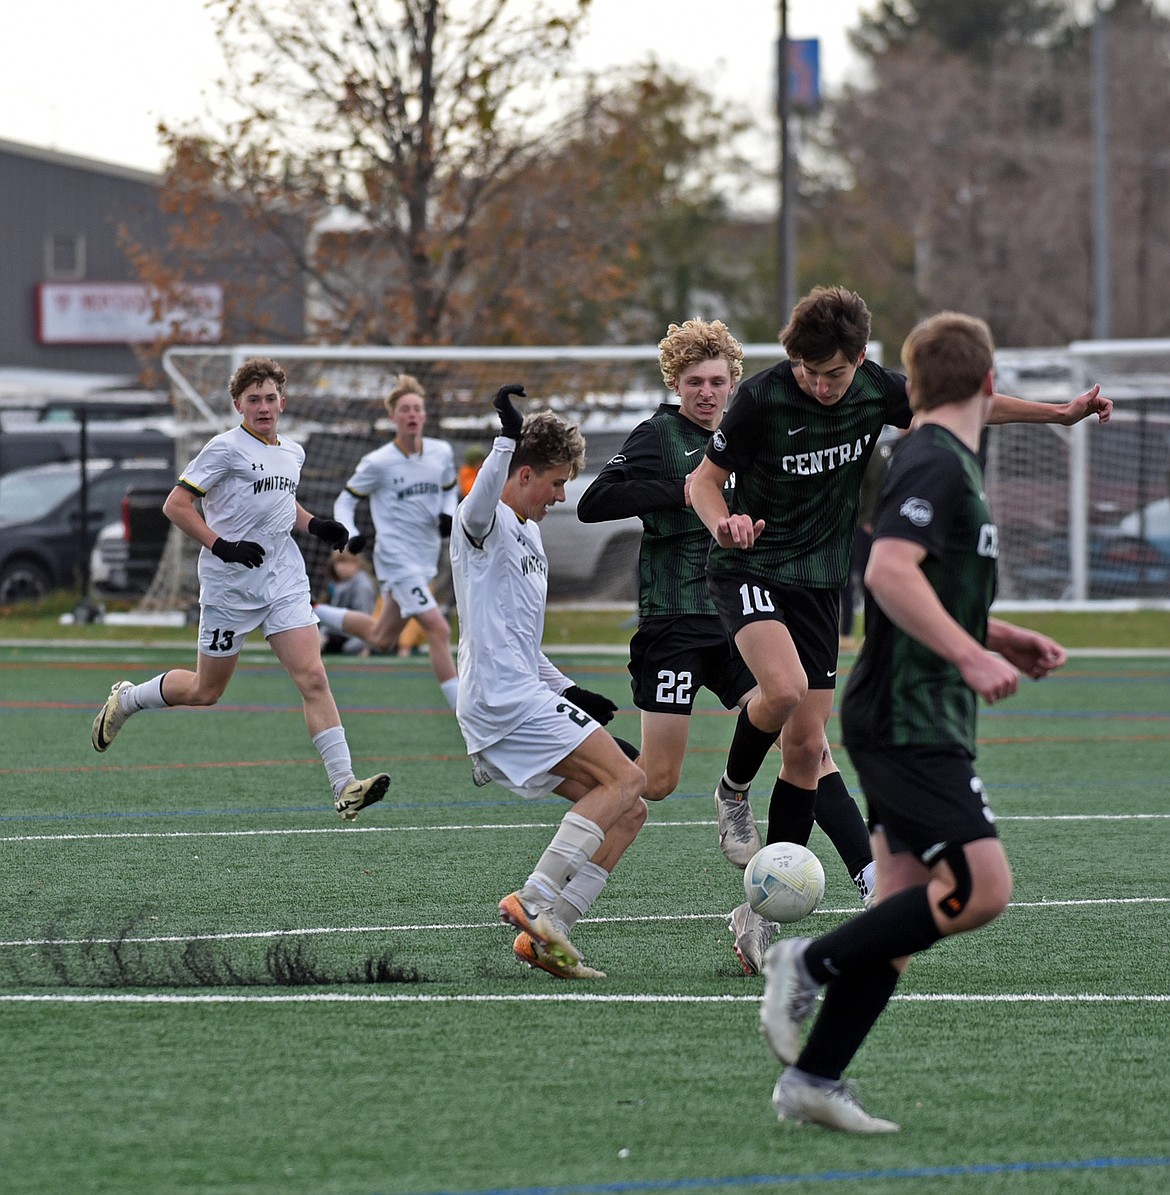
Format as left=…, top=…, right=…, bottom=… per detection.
left=579, top=319, right=878, bottom=973
left=690, top=286, right=1112, bottom=970
left=759, top=311, right=1068, bottom=1133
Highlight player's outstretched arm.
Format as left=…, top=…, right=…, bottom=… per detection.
left=332, top=489, right=365, bottom=553
left=987, top=383, right=1113, bottom=426
left=459, top=416, right=520, bottom=541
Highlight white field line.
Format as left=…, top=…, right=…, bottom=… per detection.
left=4, top=811, right=1170, bottom=845
left=1, top=896, right=1167, bottom=950
left=0, top=991, right=1167, bottom=1005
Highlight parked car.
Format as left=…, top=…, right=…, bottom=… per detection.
left=538, top=428, right=644, bottom=601
left=90, top=481, right=174, bottom=597
left=0, top=423, right=174, bottom=477
left=1012, top=499, right=1170, bottom=599
left=543, top=469, right=643, bottom=601
left=0, top=458, right=174, bottom=604
left=1117, top=496, right=1170, bottom=557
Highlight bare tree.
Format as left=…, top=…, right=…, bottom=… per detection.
left=128, top=0, right=762, bottom=349
left=151, top=0, right=595, bottom=344
left=826, top=0, right=1170, bottom=346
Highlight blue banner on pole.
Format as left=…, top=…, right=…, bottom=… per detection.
left=780, top=38, right=820, bottom=111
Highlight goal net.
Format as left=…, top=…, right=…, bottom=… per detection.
left=144, top=339, right=1170, bottom=615
left=146, top=342, right=786, bottom=612
left=990, top=343, right=1170, bottom=604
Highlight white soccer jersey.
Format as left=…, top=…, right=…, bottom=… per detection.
left=179, top=425, right=311, bottom=612
left=335, top=436, right=457, bottom=583
left=450, top=436, right=572, bottom=752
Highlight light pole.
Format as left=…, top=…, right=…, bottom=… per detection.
left=777, top=0, right=796, bottom=325
left=1091, top=0, right=1110, bottom=339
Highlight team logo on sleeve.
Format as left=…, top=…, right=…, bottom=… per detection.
left=899, top=497, right=933, bottom=527
left=712, top=430, right=727, bottom=451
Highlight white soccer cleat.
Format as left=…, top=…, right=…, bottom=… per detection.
left=335, top=772, right=391, bottom=821
left=772, top=1069, right=899, bottom=1133
left=91, top=681, right=135, bottom=753
left=759, top=936, right=820, bottom=1065
left=728, top=901, right=779, bottom=975
left=715, top=779, right=762, bottom=867
left=853, top=861, right=878, bottom=910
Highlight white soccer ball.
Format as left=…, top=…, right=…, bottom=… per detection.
left=743, top=842, right=826, bottom=924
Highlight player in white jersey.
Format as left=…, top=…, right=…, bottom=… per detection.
left=314, top=374, right=460, bottom=710
left=90, top=357, right=391, bottom=823
left=450, top=385, right=646, bottom=979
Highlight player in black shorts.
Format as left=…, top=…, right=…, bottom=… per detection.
left=579, top=320, right=879, bottom=970
left=758, top=311, right=1070, bottom=1133
left=690, top=286, right=1112, bottom=971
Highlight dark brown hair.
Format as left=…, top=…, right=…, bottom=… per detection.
left=228, top=357, right=286, bottom=400
left=780, top=286, right=871, bottom=365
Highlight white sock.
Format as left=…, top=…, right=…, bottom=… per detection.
left=439, top=677, right=459, bottom=710
left=123, top=673, right=170, bottom=711
left=312, top=725, right=353, bottom=796
left=529, top=811, right=605, bottom=895
left=555, top=861, right=609, bottom=930
left=314, top=604, right=348, bottom=633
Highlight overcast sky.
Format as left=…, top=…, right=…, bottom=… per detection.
left=0, top=0, right=868, bottom=173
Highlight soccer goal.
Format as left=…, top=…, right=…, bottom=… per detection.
left=144, top=338, right=1170, bottom=614
left=147, top=341, right=785, bottom=611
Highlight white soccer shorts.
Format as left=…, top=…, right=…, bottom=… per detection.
left=471, top=689, right=598, bottom=800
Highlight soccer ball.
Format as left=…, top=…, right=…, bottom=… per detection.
left=743, top=842, right=825, bottom=924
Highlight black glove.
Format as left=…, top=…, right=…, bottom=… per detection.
left=308, top=516, right=350, bottom=551
left=493, top=383, right=526, bottom=440
left=345, top=534, right=367, bottom=555
left=563, top=684, right=618, bottom=726
left=438, top=513, right=452, bottom=538
left=211, top=537, right=265, bottom=568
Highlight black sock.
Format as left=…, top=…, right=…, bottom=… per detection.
left=797, top=961, right=899, bottom=1080
left=766, top=777, right=816, bottom=847
left=804, top=885, right=942, bottom=984
left=814, top=771, right=872, bottom=878
left=724, top=706, right=781, bottom=790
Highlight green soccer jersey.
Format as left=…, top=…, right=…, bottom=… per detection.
left=705, top=360, right=911, bottom=589
left=840, top=424, right=999, bottom=756
left=577, top=403, right=726, bottom=619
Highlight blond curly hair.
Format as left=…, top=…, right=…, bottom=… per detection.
left=658, top=318, right=745, bottom=389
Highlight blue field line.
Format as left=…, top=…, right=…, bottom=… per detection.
left=397, top=1155, right=1170, bottom=1195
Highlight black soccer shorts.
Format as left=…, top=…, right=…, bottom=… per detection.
left=628, top=614, right=755, bottom=714
left=707, top=571, right=841, bottom=690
